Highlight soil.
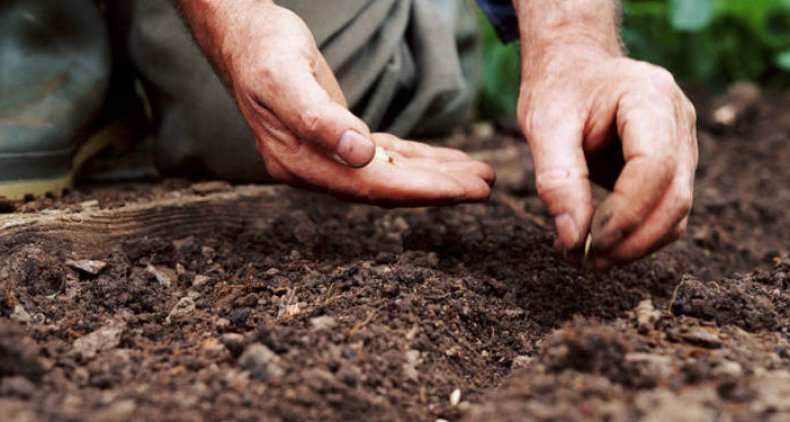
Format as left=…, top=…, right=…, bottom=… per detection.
left=0, top=91, right=788, bottom=422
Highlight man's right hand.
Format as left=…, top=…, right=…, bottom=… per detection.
left=177, top=0, right=495, bottom=206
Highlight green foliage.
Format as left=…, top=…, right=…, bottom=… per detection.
left=477, top=18, right=521, bottom=120
left=623, top=0, right=790, bottom=88
left=477, top=0, right=790, bottom=118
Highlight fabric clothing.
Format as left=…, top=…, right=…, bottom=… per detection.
left=475, top=0, right=519, bottom=43
left=113, top=0, right=480, bottom=181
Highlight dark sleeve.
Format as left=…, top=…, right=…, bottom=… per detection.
left=475, top=0, right=519, bottom=43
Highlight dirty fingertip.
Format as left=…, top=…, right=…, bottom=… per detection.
left=335, top=130, right=376, bottom=168
left=590, top=197, right=622, bottom=251
left=554, top=213, right=582, bottom=250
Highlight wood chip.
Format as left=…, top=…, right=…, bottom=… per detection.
left=66, top=259, right=108, bottom=277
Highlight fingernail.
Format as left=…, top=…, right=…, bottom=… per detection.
left=554, top=213, right=580, bottom=249
left=336, top=131, right=375, bottom=168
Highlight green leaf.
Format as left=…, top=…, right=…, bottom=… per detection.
left=776, top=50, right=790, bottom=70
left=670, top=0, right=715, bottom=31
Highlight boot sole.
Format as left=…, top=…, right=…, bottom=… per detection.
left=0, top=117, right=141, bottom=200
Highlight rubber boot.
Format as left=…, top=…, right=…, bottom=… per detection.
left=0, top=0, right=111, bottom=199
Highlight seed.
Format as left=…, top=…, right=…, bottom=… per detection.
left=582, top=233, right=593, bottom=269
left=374, top=147, right=397, bottom=165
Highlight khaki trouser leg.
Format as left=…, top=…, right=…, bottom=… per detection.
left=120, top=0, right=479, bottom=182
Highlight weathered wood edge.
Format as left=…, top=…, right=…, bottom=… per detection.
left=0, top=185, right=295, bottom=256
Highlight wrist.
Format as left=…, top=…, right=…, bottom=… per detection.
left=513, top=0, right=623, bottom=65
left=176, top=0, right=273, bottom=80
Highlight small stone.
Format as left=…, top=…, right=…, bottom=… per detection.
left=73, top=319, right=126, bottom=359
left=93, top=399, right=137, bottom=421
left=751, top=370, right=790, bottom=413
left=224, top=369, right=250, bottom=393
left=511, top=355, right=533, bottom=370
left=714, top=360, right=743, bottom=378
left=470, top=122, right=495, bottom=139
left=681, top=329, right=722, bottom=349
left=79, top=200, right=99, bottom=209
left=238, top=343, right=284, bottom=383
left=145, top=264, right=175, bottom=288
left=214, top=318, right=231, bottom=330
left=635, top=299, right=662, bottom=332
left=336, top=365, right=361, bottom=387
left=0, top=320, right=46, bottom=381
left=403, top=349, right=421, bottom=381
left=9, top=305, right=31, bottom=324
left=165, top=296, right=196, bottom=324
left=221, top=333, right=246, bottom=358
left=445, top=345, right=460, bottom=357
left=450, top=388, right=461, bottom=407
left=192, top=275, right=210, bottom=288
left=310, top=315, right=336, bottom=331
left=229, top=307, right=251, bottom=325
left=0, top=376, right=35, bottom=398
left=426, top=252, right=440, bottom=268
left=66, top=259, right=108, bottom=277
left=73, top=367, right=90, bottom=385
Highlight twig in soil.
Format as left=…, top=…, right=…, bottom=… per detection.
left=350, top=309, right=376, bottom=334
left=277, top=288, right=302, bottom=319
left=494, top=193, right=551, bottom=231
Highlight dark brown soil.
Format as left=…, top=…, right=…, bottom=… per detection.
left=1, top=91, right=789, bottom=421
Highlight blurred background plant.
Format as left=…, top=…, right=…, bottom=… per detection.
left=476, top=0, right=790, bottom=119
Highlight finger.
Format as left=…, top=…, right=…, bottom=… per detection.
left=602, top=174, right=693, bottom=263
left=524, top=111, right=593, bottom=250
left=268, top=141, right=492, bottom=206
left=315, top=53, right=347, bottom=107
left=398, top=156, right=496, bottom=186
left=590, top=97, right=677, bottom=252
left=371, top=133, right=496, bottom=190
left=372, top=133, right=475, bottom=162
left=439, top=161, right=497, bottom=187
left=256, top=54, right=375, bottom=168
left=590, top=214, right=689, bottom=272
left=376, top=155, right=494, bottom=200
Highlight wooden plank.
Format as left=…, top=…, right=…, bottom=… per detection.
left=0, top=185, right=294, bottom=256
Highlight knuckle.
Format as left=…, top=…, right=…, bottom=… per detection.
left=534, top=168, right=586, bottom=203
left=683, top=97, right=698, bottom=124
left=521, top=105, right=565, bottom=144
left=676, top=223, right=688, bottom=237
left=296, top=108, right=322, bottom=141
left=520, top=107, right=545, bottom=141
left=652, top=153, right=676, bottom=179
left=256, top=61, right=281, bottom=94
left=648, top=66, right=678, bottom=91
left=676, top=218, right=689, bottom=236
left=677, top=191, right=693, bottom=216
left=617, top=204, right=643, bottom=232
left=671, top=183, right=693, bottom=217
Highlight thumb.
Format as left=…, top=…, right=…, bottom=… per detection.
left=262, top=55, right=375, bottom=168
left=525, top=114, right=593, bottom=250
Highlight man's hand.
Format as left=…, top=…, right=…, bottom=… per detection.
left=514, top=0, right=698, bottom=270
left=177, top=0, right=495, bottom=206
